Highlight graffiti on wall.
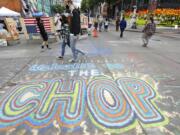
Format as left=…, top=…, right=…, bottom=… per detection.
left=0, top=75, right=168, bottom=133
left=36, top=0, right=51, bottom=15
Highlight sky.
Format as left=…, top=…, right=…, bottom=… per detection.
left=73, top=0, right=82, bottom=7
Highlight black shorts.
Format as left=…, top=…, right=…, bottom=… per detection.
left=41, top=32, right=48, bottom=41
left=105, top=25, right=108, bottom=29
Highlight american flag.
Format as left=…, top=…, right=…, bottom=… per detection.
left=24, top=17, right=51, bottom=34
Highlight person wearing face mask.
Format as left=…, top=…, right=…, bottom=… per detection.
left=58, top=4, right=85, bottom=63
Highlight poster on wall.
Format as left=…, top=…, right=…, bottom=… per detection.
left=36, top=0, right=51, bottom=15
left=4, top=18, right=19, bottom=40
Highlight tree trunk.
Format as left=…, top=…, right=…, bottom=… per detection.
left=108, top=0, right=111, bottom=19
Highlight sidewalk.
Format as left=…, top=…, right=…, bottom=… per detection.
left=0, top=29, right=180, bottom=135
left=124, top=26, right=180, bottom=39
left=125, top=26, right=180, bottom=33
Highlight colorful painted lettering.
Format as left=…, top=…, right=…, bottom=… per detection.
left=0, top=76, right=167, bottom=133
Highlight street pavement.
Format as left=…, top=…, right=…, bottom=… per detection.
left=0, top=29, right=179, bottom=135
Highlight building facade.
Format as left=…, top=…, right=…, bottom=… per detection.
left=0, top=0, right=22, bottom=12
left=21, top=0, right=66, bottom=16
left=111, top=0, right=180, bottom=18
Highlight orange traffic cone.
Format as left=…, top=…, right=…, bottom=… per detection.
left=92, top=29, right=98, bottom=37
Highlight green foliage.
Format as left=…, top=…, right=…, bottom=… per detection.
left=81, top=0, right=88, bottom=12
left=51, top=4, right=65, bottom=14
left=81, top=0, right=117, bottom=13
left=81, top=0, right=96, bottom=11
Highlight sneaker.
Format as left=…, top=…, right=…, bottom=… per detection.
left=46, top=45, right=51, bottom=49
left=58, top=56, right=63, bottom=59
left=41, top=47, right=45, bottom=52
left=69, top=59, right=76, bottom=63
left=142, top=44, right=147, bottom=47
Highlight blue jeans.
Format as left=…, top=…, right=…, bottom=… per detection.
left=60, top=35, right=85, bottom=61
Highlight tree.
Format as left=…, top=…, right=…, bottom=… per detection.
left=81, top=0, right=88, bottom=12
left=81, top=0, right=117, bottom=17
left=81, top=0, right=97, bottom=11
left=51, top=4, right=65, bottom=14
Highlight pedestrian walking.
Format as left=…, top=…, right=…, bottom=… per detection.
left=119, top=17, right=127, bottom=38
left=116, top=16, right=120, bottom=31
left=36, top=17, right=51, bottom=50
left=98, top=15, right=103, bottom=32
left=58, top=4, right=85, bottom=63
left=94, top=19, right=98, bottom=30
left=104, top=18, right=109, bottom=32
left=142, top=17, right=156, bottom=47
left=54, top=13, right=62, bottom=39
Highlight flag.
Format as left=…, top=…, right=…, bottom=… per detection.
left=24, top=17, right=51, bottom=34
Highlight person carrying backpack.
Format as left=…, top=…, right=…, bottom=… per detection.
left=142, top=17, right=156, bottom=47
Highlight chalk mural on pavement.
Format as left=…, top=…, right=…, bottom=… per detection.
left=0, top=75, right=168, bottom=133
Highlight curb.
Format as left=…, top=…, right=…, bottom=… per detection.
left=124, top=29, right=180, bottom=39
left=125, top=28, right=179, bottom=34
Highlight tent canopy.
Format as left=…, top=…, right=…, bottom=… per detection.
left=0, top=7, right=20, bottom=17
left=32, top=12, right=44, bottom=17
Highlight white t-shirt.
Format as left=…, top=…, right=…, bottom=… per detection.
left=105, top=21, right=109, bottom=26
left=54, top=16, right=62, bottom=31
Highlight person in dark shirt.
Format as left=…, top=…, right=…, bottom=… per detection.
left=119, top=17, right=127, bottom=38
left=58, top=5, right=85, bottom=62
left=36, top=17, right=51, bottom=50
left=71, top=8, right=81, bottom=35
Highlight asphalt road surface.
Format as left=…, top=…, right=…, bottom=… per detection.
left=0, top=30, right=179, bottom=135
